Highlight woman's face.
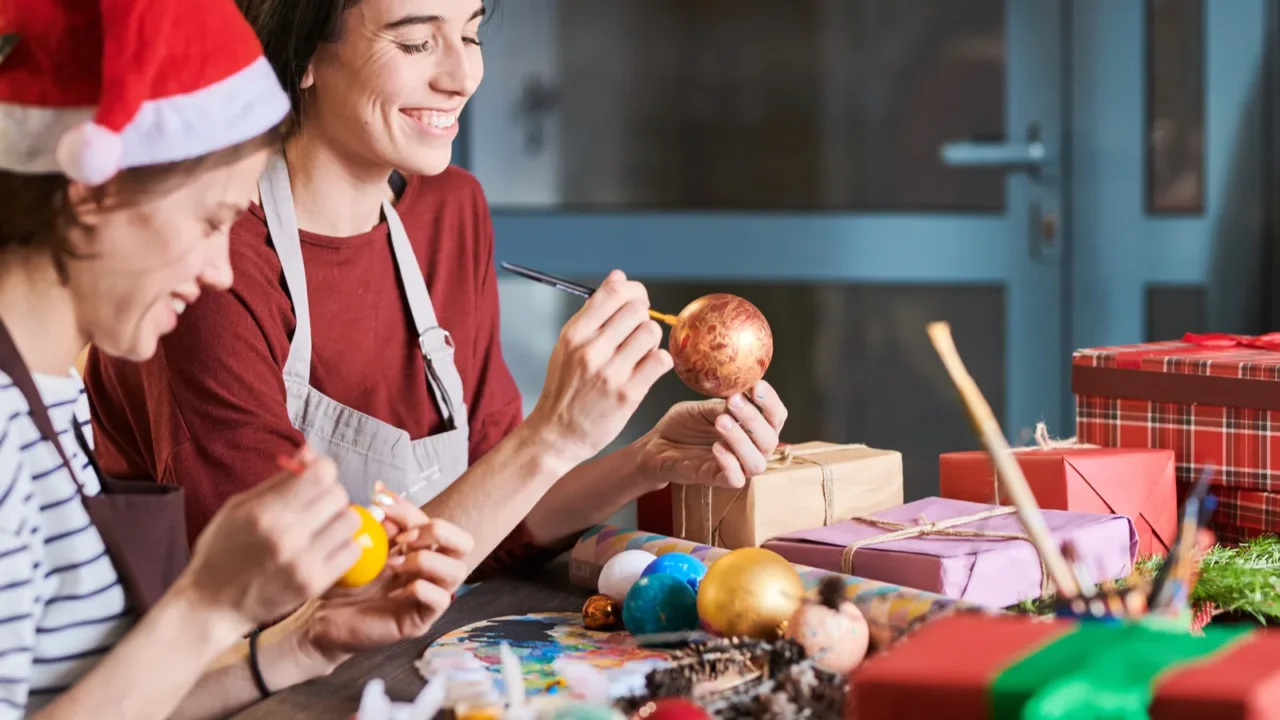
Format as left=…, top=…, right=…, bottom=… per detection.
left=64, top=148, right=270, bottom=362
left=304, top=0, right=485, bottom=176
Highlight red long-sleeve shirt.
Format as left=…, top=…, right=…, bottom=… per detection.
left=83, top=167, right=567, bottom=581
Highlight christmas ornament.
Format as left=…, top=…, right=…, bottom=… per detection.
left=783, top=576, right=869, bottom=674
left=669, top=294, right=773, bottom=398
left=696, top=547, right=803, bottom=640
left=623, top=574, right=700, bottom=635
left=581, top=594, right=624, bottom=631
left=598, top=549, right=659, bottom=601
left=337, top=504, right=389, bottom=588
left=630, top=697, right=712, bottom=720
left=642, top=553, right=707, bottom=594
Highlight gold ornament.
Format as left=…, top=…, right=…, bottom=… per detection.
left=695, top=547, right=803, bottom=640
left=582, top=594, right=624, bottom=630
left=669, top=294, right=773, bottom=398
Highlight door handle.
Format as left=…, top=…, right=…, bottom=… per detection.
left=938, top=139, right=1048, bottom=171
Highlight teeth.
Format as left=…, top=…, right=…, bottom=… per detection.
left=409, top=111, right=457, bottom=128
left=169, top=297, right=187, bottom=316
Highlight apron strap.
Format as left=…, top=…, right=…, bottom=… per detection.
left=0, top=322, right=87, bottom=494
left=383, top=198, right=469, bottom=431
left=258, top=154, right=315, bottom=387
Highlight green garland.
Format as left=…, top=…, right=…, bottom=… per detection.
left=1009, top=535, right=1280, bottom=623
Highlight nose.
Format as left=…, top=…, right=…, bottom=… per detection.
left=198, top=235, right=234, bottom=292
left=430, top=38, right=481, bottom=98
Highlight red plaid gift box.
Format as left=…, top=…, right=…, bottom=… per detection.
left=1073, top=332, right=1280, bottom=536
left=1196, top=486, right=1279, bottom=544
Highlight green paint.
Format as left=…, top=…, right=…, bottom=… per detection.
left=990, top=621, right=1252, bottom=719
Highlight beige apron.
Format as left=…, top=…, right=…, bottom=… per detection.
left=258, top=155, right=470, bottom=507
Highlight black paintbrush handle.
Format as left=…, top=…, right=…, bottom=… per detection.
left=499, top=262, right=594, bottom=299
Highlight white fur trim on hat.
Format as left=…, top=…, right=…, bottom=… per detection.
left=56, top=121, right=122, bottom=185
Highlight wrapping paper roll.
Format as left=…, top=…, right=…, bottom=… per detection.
left=569, top=525, right=991, bottom=649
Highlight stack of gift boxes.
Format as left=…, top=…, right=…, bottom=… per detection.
left=620, top=332, right=1280, bottom=717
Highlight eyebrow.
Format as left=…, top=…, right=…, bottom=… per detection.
left=385, top=6, right=486, bottom=30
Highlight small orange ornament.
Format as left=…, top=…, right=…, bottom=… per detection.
left=582, top=594, right=624, bottom=630
left=336, top=504, right=389, bottom=588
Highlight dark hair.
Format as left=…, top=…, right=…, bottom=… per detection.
left=0, top=128, right=280, bottom=277
left=239, top=0, right=499, bottom=131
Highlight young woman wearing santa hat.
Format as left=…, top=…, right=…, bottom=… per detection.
left=83, top=0, right=791, bottom=584
left=0, top=2, right=472, bottom=717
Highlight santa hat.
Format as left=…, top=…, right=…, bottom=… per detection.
left=0, top=0, right=289, bottom=185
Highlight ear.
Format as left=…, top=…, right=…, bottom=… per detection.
left=300, top=62, right=315, bottom=90
left=64, top=181, right=107, bottom=228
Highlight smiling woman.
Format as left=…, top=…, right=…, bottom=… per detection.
left=84, top=0, right=790, bottom=593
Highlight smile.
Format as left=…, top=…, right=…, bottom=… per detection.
left=400, top=109, right=458, bottom=129
left=169, top=297, right=188, bottom=316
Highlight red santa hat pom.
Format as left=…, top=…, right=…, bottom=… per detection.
left=56, top=121, right=123, bottom=186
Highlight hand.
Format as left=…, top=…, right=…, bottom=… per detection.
left=302, top=485, right=473, bottom=662
left=527, top=270, right=673, bottom=464
left=177, top=445, right=362, bottom=634
left=635, top=380, right=789, bottom=488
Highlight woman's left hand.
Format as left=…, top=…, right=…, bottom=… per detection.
left=635, top=380, right=789, bottom=489
left=300, top=486, right=474, bottom=662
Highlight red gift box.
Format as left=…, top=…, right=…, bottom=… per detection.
left=851, top=613, right=1280, bottom=719
left=939, top=446, right=1175, bottom=557
left=1073, top=332, right=1280, bottom=535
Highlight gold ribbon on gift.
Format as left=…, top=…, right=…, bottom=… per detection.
left=675, top=443, right=867, bottom=547
left=987, top=422, right=1100, bottom=504
left=840, top=506, right=1053, bottom=597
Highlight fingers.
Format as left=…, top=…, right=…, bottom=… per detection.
left=371, top=483, right=429, bottom=535
left=390, top=578, right=455, bottom=625
left=610, top=318, right=664, bottom=371
left=749, top=380, right=788, bottom=433
left=394, top=519, right=474, bottom=561
left=630, top=348, right=674, bottom=391
left=387, top=549, right=468, bottom=592
left=710, top=442, right=747, bottom=489
left=725, top=393, right=780, bottom=456
left=714, top=412, right=768, bottom=477
left=562, top=272, right=650, bottom=341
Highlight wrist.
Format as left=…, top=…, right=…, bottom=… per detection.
left=165, top=572, right=255, bottom=651
left=264, top=601, right=347, bottom=688
left=622, top=432, right=667, bottom=492
left=514, top=412, right=587, bottom=480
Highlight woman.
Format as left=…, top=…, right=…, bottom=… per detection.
left=0, top=2, right=468, bottom=717
left=83, top=0, right=789, bottom=579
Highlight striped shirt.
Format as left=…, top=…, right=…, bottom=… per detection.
left=0, top=370, right=133, bottom=717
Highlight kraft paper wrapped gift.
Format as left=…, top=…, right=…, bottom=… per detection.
left=939, top=442, right=1176, bottom=557
left=671, top=441, right=903, bottom=549
left=761, top=497, right=1137, bottom=609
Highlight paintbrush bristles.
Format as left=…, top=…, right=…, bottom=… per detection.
left=926, top=322, right=1081, bottom=598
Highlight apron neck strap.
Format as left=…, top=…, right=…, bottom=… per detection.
left=0, top=320, right=87, bottom=494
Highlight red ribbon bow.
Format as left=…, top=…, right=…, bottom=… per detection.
left=1182, top=332, right=1280, bottom=352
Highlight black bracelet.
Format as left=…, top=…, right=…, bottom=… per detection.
left=247, top=628, right=272, bottom=699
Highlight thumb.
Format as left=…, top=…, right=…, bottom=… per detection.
left=603, top=269, right=627, bottom=283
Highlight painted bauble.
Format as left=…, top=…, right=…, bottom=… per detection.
left=336, top=505, right=388, bottom=588
left=598, top=549, right=658, bottom=601
left=696, top=547, right=803, bottom=640
left=784, top=577, right=870, bottom=674
left=581, top=594, right=623, bottom=631
left=630, top=698, right=712, bottom=720
left=622, top=574, right=700, bottom=635
left=669, top=293, right=773, bottom=398
left=641, top=552, right=707, bottom=594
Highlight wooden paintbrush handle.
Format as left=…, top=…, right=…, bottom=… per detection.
left=926, top=322, right=1081, bottom=599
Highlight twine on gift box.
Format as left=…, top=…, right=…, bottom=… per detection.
left=989, top=422, right=1101, bottom=504
left=840, top=506, right=1053, bottom=598
left=675, top=443, right=867, bottom=546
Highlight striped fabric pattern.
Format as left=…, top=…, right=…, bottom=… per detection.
left=0, top=370, right=133, bottom=717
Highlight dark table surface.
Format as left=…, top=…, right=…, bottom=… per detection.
left=231, top=561, right=593, bottom=719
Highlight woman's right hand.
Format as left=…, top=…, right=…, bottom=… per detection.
left=527, top=270, right=673, bottom=464
left=175, top=446, right=361, bottom=634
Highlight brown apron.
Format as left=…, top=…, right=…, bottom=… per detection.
left=0, top=323, right=188, bottom=615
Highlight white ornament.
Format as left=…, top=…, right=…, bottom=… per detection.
left=597, top=550, right=658, bottom=601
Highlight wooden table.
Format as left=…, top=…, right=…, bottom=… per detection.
left=232, top=562, right=593, bottom=719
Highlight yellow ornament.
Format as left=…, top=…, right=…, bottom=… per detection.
left=696, top=547, right=804, bottom=640
left=336, top=504, right=389, bottom=588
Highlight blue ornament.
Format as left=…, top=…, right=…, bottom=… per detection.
left=622, top=573, right=699, bottom=635
left=642, top=552, right=707, bottom=594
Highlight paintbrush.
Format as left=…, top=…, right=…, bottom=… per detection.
left=926, top=322, right=1081, bottom=598
left=0, top=34, right=18, bottom=66
left=1147, top=466, right=1217, bottom=613
left=499, top=262, right=680, bottom=326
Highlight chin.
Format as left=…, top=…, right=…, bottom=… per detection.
left=394, top=146, right=454, bottom=177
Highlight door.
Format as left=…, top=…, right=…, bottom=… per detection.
left=467, top=0, right=1068, bottom=521
left=1070, top=0, right=1268, bottom=354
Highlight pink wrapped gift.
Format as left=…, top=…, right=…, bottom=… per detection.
left=760, top=497, right=1137, bottom=609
